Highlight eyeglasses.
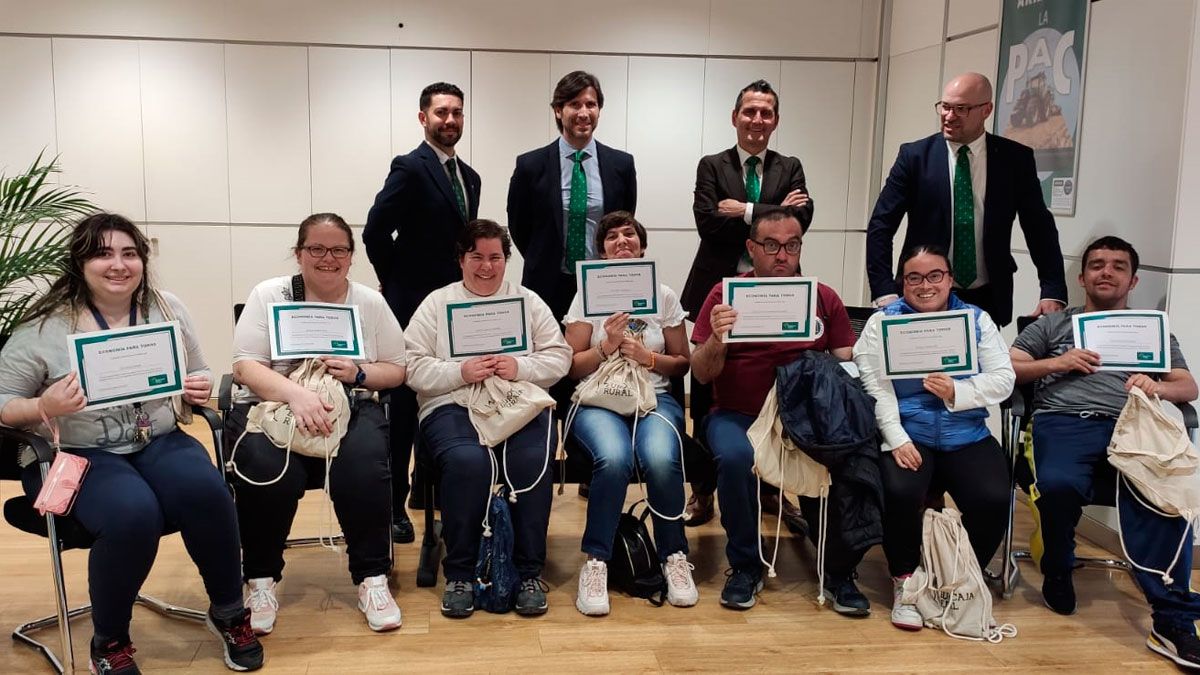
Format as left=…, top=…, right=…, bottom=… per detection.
left=301, top=245, right=352, bottom=259
left=750, top=238, right=802, bottom=255
left=934, top=101, right=989, bottom=116
left=903, top=269, right=950, bottom=286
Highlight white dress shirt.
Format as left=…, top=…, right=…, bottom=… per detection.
left=946, top=133, right=988, bottom=289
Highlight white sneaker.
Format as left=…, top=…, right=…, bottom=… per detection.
left=891, top=576, right=923, bottom=631
left=575, top=560, right=610, bottom=616
left=245, top=577, right=278, bottom=635
left=662, top=552, right=699, bottom=607
left=357, top=574, right=402, bottom=632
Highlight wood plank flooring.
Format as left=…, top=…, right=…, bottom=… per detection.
left=0, top=421, right=1186, bottom=673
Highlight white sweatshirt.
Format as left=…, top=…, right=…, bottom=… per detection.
left=405, top=280, right=571, bottom=421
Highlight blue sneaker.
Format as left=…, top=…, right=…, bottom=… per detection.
left=823, top=574, right=870, bottom=617
left=720, top=568, right=763, bottom=610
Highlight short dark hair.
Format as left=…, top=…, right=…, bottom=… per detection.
left=419, top=82, right=464, bottom=111
left=748, top=210, right=802, bottom=241
left=1082, top=236, right=1139, bottom=274
left=296, top=213, right=354, bottom=253
left=896, top=244, right=953, bottom=287
left=594, top=211, right=648, bottom=256
left=734, top=80, right=779, bottom=115
left=456, top=219, right=512, bottom=259
left=551, top=71, right=604, bottom=132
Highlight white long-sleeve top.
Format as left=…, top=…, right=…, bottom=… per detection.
left=405, top=280, right=571, bottom=421
left=852, top=308, right=1015, bottom=452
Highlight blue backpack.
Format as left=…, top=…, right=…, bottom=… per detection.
left=473, top=487, right=521, bottom=613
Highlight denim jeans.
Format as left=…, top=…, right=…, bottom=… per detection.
left=571, top=393, right=689, bottom=561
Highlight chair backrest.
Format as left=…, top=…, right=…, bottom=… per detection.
left=845, top=305, right=877, bottom=341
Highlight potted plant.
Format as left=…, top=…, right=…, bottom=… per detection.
left=0, top=152, right=96, bottom=347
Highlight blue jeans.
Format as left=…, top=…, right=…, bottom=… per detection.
left=1032, top=412, right=1200, bottom=627
left=23, top=430, right=243, bottom=642
left=571, top=393, right=688, bottom=561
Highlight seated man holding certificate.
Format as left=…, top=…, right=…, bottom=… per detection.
left=0, top=213, right=264, bottom=673
left=563, top=211, right=697, bottom=615
left=1010, top=236, right=1200, bottom=667
left=406, top=219, right=571, bottom=618
left=852, top=244, right=1014, bottom=632
left=690, top=210, right=862, bottom=612
left=229, top=213, right=408, bottom=635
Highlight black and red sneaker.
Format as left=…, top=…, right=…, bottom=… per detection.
left=90, top=637, right=139, bottom=675
left=206, top=608, right=265, bottom=671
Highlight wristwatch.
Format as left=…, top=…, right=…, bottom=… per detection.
left=353, top=366, right=367, bottom=388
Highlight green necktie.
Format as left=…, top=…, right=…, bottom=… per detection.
left=445, top=158, right=467, bottom=220
left=566, top=149, right=588, bottom=271
left=740, top=156, right=761, bottom=267
left=952, top=145, right=977, bottom=287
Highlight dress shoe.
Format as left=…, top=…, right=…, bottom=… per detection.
left=684, top=492, right=716, bottom=527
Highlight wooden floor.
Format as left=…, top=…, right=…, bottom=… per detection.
left=0, top=422, right=1189, bottom=673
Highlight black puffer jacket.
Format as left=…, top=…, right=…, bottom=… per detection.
left=776, top=352, right=883, bottom=553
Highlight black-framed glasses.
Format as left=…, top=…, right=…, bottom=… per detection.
left=903, top=269, right=950, bottom=286
left=750, top=238, right=802, bottom=255
left=302, top=245, right=352, bottom=259
left=934, top=101, right=989, bottom=116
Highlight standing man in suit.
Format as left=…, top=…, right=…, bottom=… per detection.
left=507, top=70, right=638, bottom=320
left=865, top=72, right=1067, bottom=327
left=364, top=81, right=481, bottom=544
left=679, top=79, right=814, bottom=529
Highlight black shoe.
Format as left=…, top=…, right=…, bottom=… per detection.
left=1148, top=622, right=1200, bottom=670
left=90, top=637, right=140, bottom=674
left=1042, top=572, right=1076, bottom=615
left=577, top=481, right=590, bottom=499
left=392, top=512, right=415, bottom=544
left=684, top=492, right=716, bottom=527
left=441, top=580, right=475, bottom=618
left=719, top=568, right=764, bottom=610
left=823, top=574, right=871, bottom=617
left=206, top=608, right=265, bottom=671
left=515, top=577, right=549, bottom=616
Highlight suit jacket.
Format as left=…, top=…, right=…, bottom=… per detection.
left=865, top=132, right=1066, bottom=326
left=506, top=139, right=637, bottom=307
left=364, top=142, right=481, bottom=326
left=680, top=147, right=814, bottom=317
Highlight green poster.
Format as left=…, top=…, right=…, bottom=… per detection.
left=995, top=0, right=1089, bottom=215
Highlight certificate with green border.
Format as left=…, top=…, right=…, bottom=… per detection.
left=880, top=309, right=978, bottom=379
left=1073, top=309, right=1170, bottom=372
left=445, top=295, right=530, bottom=360
left=723, top=276, right=819, bottom=343
left=67, top=320, right=187, bottom=411
left=268, top=302, right=364, bottom=360
left=576, top=259, right=659, bottom=318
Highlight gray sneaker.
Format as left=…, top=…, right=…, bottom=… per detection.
left=515, top=577, right=549, bottom=616
left=441, top=581, right=474, bottom=618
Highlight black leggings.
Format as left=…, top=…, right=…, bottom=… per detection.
left=879, top=436, right=1010, bottom=577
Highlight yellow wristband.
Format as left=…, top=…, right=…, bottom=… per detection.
left=645, top=352, right=656, bottom=371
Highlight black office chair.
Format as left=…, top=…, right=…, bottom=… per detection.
left=845, top=304, right=878, bottom=340
left=993, top=316, right=1200, bottom=599
left=0, top=405, right=222, bottom=674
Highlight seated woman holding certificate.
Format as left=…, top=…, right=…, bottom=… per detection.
left=0, top=213, right=264, bottom=672
left=851, top=244, right=1014, bottom=632
left=562, top=211, right=697, bottom=616
left=228, top=212, right=407, bottom=635
left=406, top=219, right=570, bottom=619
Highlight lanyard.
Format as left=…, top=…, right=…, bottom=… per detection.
left=86, top=301, right=152, bottom=442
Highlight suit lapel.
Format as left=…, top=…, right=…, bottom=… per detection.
left=760, top=149, right=782, bottom=202
left=597, top=142, right=617, bottom=213
left=982, top=133, right=1001, bottom=227
left=418, top=143, right=463, bottom=221
left=548, top=142, right=565, bottom=236
left=723, top=147, right=746, bottom=200
left=931, top=137, right=952, bottom=238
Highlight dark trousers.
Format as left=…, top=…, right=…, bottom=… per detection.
left=23, top=431, right=243, bottom=642
left=227, top=401, right=392, bottom=585
left=420, top=404, right=555, bottom=582
left=878, top=436, right=1010, bottom=577
left=953, top=284, right=1004, bottom=327
left=1031, top=412, right=1200, bottom=627
left=387, top=384, right=418, bottom=513
left=546, top=271, right=578, bottom=323
left=688, top=373, right=718, bottom=497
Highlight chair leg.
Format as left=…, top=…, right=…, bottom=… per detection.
left=416, top=459, right=442, bottom=588
left=43, top=473, right=75, bottom=673
left=134, top=594, right=208, bottom=622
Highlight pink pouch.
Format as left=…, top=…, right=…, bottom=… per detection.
left=33, top=451, right=90, bottom=516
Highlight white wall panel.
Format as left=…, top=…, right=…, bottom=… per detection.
left=139, top=40, right=229, bottom=223
left=53, top=38, right=145, bottom=219
left=841, top=232, right=869, bottom=305
left=942, top=29, right=998, bottom=87
left=225, top=44, right=311, bottom=224
left=801, top=231, right=849, bottom=299
left=150, top=224, right=234, bottom=369
left=846, top=62, right=878, bottom=237
left=229, top=226, right=382, bottom=310
left=0, top=37, right=56, bottom=176
left=880, top=45, right=941, bottom=183
left=647, top=229, right=700, bottom=299
left=549, top=54, right=629, bottom=150
left=700, top=59, right=781, bottom=157
left=776, top=61, right=855, bottom=232
left=889, top=0, right=946, bottom=56
left=310, top=47, right=391, bottom=225
left=1167, top=274, right=1200, bottom=371
left=1173, top=4, right=1200, bottom=268
left=707, top=0, right=870, bottom=58
left=947, top=0, right=999, bottom=37
left=627, top=57, right=705, bottom=232
left=390, top=49, right=473, bottom=163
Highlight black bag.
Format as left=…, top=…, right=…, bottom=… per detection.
left=608, top=500, right=666, bottom=606
left=473, top=487, right=520, bottom=613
